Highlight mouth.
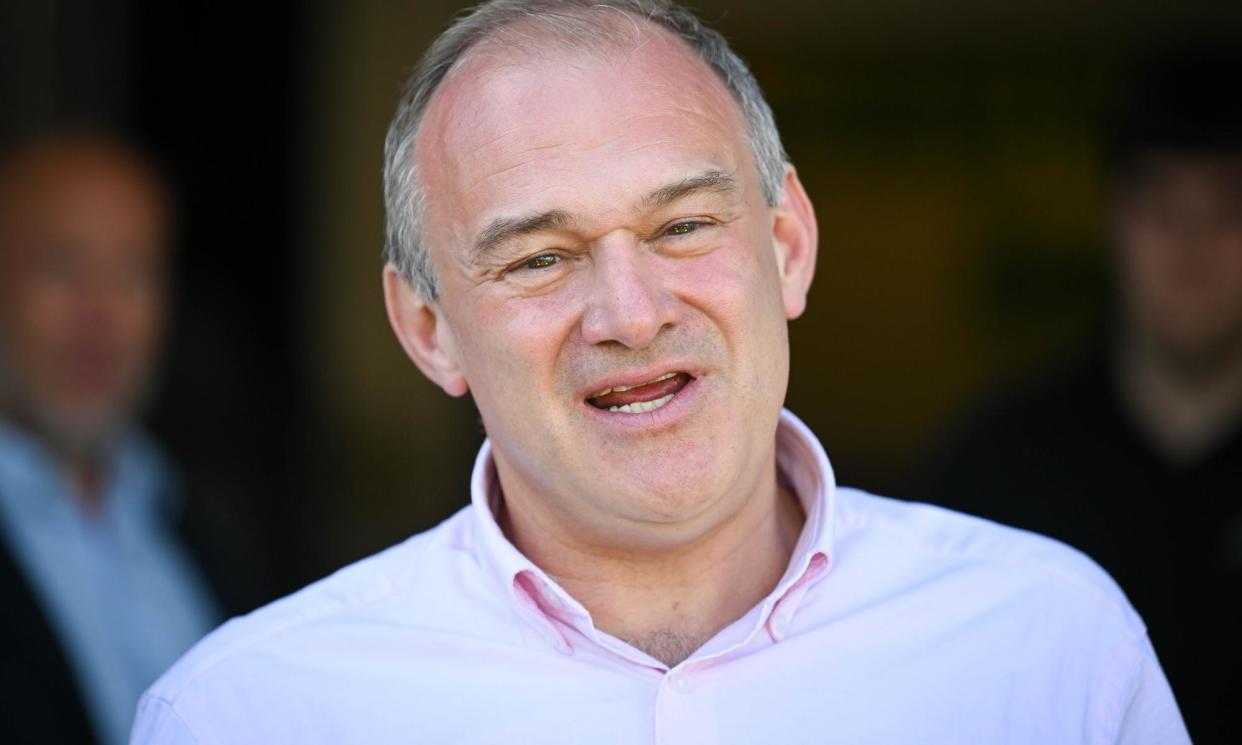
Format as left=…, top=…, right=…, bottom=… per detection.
left=585, top=371, right=695, bottom=414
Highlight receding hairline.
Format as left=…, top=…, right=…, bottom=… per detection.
left=445, top=6, right=689, bottom=84
left=420, top=8, right=747, bottom=145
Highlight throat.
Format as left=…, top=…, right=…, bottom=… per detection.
left=621, top=629, right=704, bottom=667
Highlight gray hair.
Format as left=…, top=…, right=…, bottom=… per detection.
left=382, top=0, right=789, bottom=300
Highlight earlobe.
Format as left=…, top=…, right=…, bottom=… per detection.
left=770, top=166, right=819, bottom=320
left=382, top=264, right=469, bottom=397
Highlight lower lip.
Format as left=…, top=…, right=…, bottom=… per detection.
left=581, top=375, right=704, bottom=431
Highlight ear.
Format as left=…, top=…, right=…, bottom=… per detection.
left=382, top=264, right=469, bottom=397
left=770, top=166, right=818, bottom=320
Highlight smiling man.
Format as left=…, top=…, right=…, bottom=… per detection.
left=132, top=2, right=1188, bottom=743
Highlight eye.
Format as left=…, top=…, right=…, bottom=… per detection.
left=522, top=254, right=559, bottom=270
left=664, top=222, right=701, bottom=237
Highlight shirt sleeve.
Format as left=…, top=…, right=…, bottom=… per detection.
left=1112, top=636, right=1191, bottom=745
left=130, top=694, right=200, bottom=745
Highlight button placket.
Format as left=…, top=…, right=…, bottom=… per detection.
left=654, top=664, right=716, bottom=745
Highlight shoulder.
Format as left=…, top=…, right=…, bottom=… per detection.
left=825, top=488, right=1185, bottom=744
left=144, top=505, right=477, bottom=704
left=833, top=486, right=1143, bottom=634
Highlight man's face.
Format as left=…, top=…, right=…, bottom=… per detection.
left=1114, top=154, right=1242, bottom=373
left=408, top=29, right=814, bottom=547
left=0, top=145, right=169, bottom=451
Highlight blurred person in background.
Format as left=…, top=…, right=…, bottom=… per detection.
left=0, top=134, right=222, bottom=745
left=917, top=49, right=1242, bottom=744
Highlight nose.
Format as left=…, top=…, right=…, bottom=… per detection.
left=580, top=239, right=678, bottom=349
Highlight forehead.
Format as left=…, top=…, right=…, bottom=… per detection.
left=416, top=22, right=752, bottom=244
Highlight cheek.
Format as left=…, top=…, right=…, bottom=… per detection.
left=1210, top=238, right=1242, bottom=317
left=120, top=287, right=165, bottom=349
left=1118, top=226, right=1172, bottom=291
left=671, top=234, right=786, bottom=342
left=9, top=283, right=73, bottom=355
left=667, top=237, right=790, bottom=392
left=454, top=289, right=587, bottom=473
left=1214, top=230, right=1242, bottom=276
left=459, top=290, right=579, bottom=399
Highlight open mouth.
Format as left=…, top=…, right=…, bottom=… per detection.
left=586, top=371, right=694, bottom=414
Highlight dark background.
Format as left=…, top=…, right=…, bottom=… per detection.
left=2, top=0, right=1240, bottom=596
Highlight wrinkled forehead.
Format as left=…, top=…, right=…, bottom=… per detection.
left=414, top=16, right=751, bottom=230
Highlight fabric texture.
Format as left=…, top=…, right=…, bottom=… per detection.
left=133, top=409, right=1188, bottom=745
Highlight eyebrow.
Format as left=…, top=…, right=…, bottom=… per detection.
left=470, top=170, right=740, bottom=259
left=640, top=170, right=740, bottom=210
left=473, top=209, right=573, bottom=258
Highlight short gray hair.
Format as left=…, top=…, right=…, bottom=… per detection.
left=382, top=0, right=789, bottom=300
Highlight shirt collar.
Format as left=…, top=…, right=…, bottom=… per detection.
left=468, top=407, right=837, bottom=652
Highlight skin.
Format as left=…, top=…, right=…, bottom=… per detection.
left=1113, top=154, right=1242, bottom=461
left=385, top=25, right=817, bottom=664
left=0, top=138, right=170, bottom=507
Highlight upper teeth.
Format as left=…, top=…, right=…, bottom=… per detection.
left=590, top=371, right=678, bottom=399
left=610, top=393, right=676, bottom=414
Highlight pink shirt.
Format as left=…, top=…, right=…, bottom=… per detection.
left=132, top=410, right=1188, bottom=744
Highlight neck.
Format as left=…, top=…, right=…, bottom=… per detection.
left=64, top=454, right=107, bottom=514
left=0, top=403, right=109, bottom=513
left=1118, top=333, right=1242, bottom=464
left=499, top=458, right=805, bottom=667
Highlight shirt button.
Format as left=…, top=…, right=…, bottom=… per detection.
left=671, top=671, right=694, bottom=693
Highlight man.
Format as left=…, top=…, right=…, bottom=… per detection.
left=917, top=50, right=1242, bottom=744
left=0, top=134, right=221, bottom=745
left=133, top=2, right=1189, bottom=742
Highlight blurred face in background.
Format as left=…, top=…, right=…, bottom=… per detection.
left=1114, top=154, right=1242, bottom=375
left=0, top=140, right=170, bottom=455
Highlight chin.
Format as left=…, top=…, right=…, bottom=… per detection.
left=36, top=389, right=139, bottom=451
left=598, top=454, right=736, bottom=522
